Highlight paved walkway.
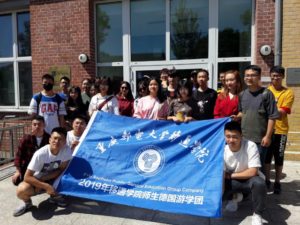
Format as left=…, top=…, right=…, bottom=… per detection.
left=1, top=161, right=299, bottom=225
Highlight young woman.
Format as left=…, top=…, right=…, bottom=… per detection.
left=89, top=83, right=99, bottom=97
left=133, top=77, right=168, bottom=120
left=116, top=81, right=134, bottom=117
left=167, top=79, right=199, bottom=122
left=65, top=86, right=87, bottom=122
left=134, top=79, right=149, bottom=110
left=88, top=77, right=119, bottom=117
left=214, top=70, right=243, bottom=118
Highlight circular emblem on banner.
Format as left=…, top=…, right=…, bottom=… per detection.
left=134, top=145, right=165, bottom=177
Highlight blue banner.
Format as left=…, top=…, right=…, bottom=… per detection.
left=57, top=112, right=230, bottom=217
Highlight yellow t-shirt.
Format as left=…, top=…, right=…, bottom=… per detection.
left=268, top=85, right=294, bottom=134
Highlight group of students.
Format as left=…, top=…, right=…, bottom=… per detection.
left=11, top=65, right=294, bottom=224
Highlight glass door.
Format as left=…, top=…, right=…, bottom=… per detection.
left=130, top=63, right=210, bottom=97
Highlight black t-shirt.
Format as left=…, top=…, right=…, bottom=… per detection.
left=192, top=88, right=217, bottom=120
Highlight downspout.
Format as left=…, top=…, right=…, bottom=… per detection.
left=274, top=0, right=283, bottom=66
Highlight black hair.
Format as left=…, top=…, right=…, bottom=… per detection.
left=160, top=68, right=170, bottom=76
left=270, top=66, right=285, bottom=76
left=72, top=115, right=88, bottom=124
left=197, top=68, right=209, bottom=78
left=42, top=74, right=54, bottom=82
left=51, top=127, right=67, bottom=137
left=60, top=76, right=70, bottom=83
left=118, top=81, right=134, bottom=100
left=224, top=121, right=242, bottom=134
left=148, top=77, right=166, bottom=103
left=137, top=79, right=150, bottom=97
left=177, top=79, right=193, bottom=97
left=245, top=65, right=262, bottom=76
left=31, top=115, right=45, bottom=123
left=99, top=77, right=113, bottom=94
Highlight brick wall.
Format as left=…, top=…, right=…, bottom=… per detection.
left=282, top=0, right=300, bottom=155
left=255, top=0, right=275, bottom=76
left=30, top=0, right=95, bottom=92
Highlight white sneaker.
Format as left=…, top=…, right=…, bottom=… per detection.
left=225, top=193, right=243, bottom=212
left=252, top=213, right=263, bottom=225
left=13, top=200, right=33, bottom=217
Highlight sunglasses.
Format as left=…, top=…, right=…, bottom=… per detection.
left=121, top=86, right=128, bottom=90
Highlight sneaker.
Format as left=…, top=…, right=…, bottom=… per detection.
left=274, top=182, right=281, bottom=194
left=49, top=195, right=68, bottom=207
left=225, top=193, right=243, bottom=212
left=13, top=200, right=33, bottom=217
left=252, top=213, right=263, bottom=225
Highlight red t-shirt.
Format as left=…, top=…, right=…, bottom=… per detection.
left=117, top=96, right=134, bottom=117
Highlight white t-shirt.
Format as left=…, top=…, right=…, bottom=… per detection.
left=88, top=94, right=119, bottom=116
left=27, top=144, right=72, bottom=179
left=224, top=138, right=261, bottom=174
left=66, top=130, right=80, bottom=148
left=28, top=93, right=67, bottom=134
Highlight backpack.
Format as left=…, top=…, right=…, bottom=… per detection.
left=35, top=92, right=63, bottom=115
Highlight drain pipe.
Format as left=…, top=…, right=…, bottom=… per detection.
left=274, top=0, right=283, bottom=66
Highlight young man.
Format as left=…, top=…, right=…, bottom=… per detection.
left=66, top=115, right=87, bottom=151
left=223, top=121, right=266, bottom=225
left=233, top=65, right=279, bottom=168
left=28, top=74, right=67, bottom=134
left=192, top=69, right=217, bottom=120
left=13, top=127, right=72, bottom=217
left=265, top=66, right=294, bottom=194
left=12, top=116, right=50, bottom=186
left=58, top=76, right=70, bottom=101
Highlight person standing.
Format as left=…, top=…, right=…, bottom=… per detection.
left=133, top=77, right=168, bottom=120
left=58, top=76, right=70, bottom=101
left=116, top=81, right=134, bottom=117
left=232, top=65, right=279, bottom=169
left=88, top=77, right=119, bottom=117
left=28, top=74, right=67, bottom=134
left=265, top=66, right=294, bottom=194
left=192, top=69, right=217, bottom=120
left=214, top=70, right=243, bottom=118
left=12, top=116, right=50, bottom=186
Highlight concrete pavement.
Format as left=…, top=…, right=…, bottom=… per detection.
left=1, top=161, right=299, bottom=225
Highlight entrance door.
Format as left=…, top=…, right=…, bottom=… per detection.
left=130, top=64, right=211, bottom=97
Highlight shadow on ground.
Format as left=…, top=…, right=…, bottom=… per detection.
left=27, top=179, right=299, bottom=225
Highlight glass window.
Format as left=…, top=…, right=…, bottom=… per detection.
left=96, top=2, right=122, bottom=63
left=0, top=63, right=15, bottom=106
left=17, top=12, right=31, bottom=57
left=218, top=0, right=252, bottom=57
left=97, top=67, right=123, bottom=94
left=170, top=0, right=208, bottom=59
left=0, top=14, right=13, bottom=57
left=19, top=62, right=32, bottom=106
left=131, top=0, right=165, bottom=61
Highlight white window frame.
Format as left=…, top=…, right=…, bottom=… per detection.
left=0, top=9, right=31, bottom=112
left=95, top=0, right=254, bottom=90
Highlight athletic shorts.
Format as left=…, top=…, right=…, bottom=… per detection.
left=265, top=134, right=287, bottom=166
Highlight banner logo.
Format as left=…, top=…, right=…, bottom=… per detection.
left=134, top=145, right=164, bottom=177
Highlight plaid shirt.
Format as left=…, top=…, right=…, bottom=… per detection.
left=14, top=132, right=50, bottom=176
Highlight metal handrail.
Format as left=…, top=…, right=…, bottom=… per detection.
left=0, top=117, right=29, bottom=165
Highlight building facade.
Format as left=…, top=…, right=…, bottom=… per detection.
left=0, top=0, right=298, bottom=150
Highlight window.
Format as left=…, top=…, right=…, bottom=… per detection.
left=96, top=2, right=122, bottom=63
left=218, top=0, right=252, bottom=57
left=170, top=0, right=208, bottom=59
left=0, top=11, right=32, bottom=109
left=131, top=0, right=166, bottom=61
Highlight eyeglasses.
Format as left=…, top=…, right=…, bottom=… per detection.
left=121, top=86, right=128, bottom=90
left=244, top=74, right=259, bottom=78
